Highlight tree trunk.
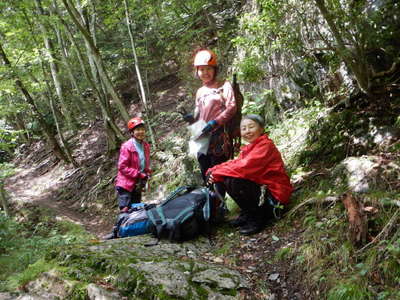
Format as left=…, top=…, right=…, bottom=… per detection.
left=0, top=182, right=10, bottom=217
left=40, top=63, right=79, bottom=167
left=123, top=0, right=156, bottom=146
left=342, top=193, right=368, bottom=246
left=34, top=0, right=78, bottom=130
left=53, top=22, right=87, bottom=115
left=0, top=43, right=67, bottom=162
left=314, top=0, right=371, bottom=95
left=55, top=5, right=124, bottom=152
left=79, top=0, right=125, bottom=152
left=61, top=0, right=130, bottom=123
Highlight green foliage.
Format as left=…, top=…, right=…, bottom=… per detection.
left=6, top=259, right=56, bottom=291
left=327, top=281, right=372, bottom=300
left=0, top=125, right=22, bottom=162
left=0, top=212, right=94, bottom=291
left=241, top=89, right=279, bottom=125
left=267, top=103, right=327, bottom=168
left=274, top=247, right=292, bottom=261
left=237, top=56, right=264, bottom=82
left=0, top=163, right=15, bottom=180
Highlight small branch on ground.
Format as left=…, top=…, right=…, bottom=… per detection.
left=288, top=196, right=338, bottom=217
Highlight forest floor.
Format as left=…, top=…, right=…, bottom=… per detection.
left=5, top=76, right=310, bottom=299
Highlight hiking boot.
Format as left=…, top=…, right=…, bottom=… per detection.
left=229, top=212, right=249, bottom=227
left=239, top=219, right=265, bottom=235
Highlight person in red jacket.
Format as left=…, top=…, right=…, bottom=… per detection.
left=115, top=117, right=151, bottom=212
left=207, top=114, right=293, bottom=235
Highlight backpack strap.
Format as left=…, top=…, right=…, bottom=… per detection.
left=145, top=208, right=164, bottom=247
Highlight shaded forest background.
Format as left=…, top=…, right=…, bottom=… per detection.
left=0, top=0, right=399, bottom=299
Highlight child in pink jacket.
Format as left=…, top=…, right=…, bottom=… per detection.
left=115, top=117, right=151, bottom=212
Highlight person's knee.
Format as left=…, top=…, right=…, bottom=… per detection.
left=118, top=193, right=131, bottom=209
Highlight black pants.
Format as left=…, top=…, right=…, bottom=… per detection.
left=197, top=127, right=230, bottom=181
left=223, top=177, right=275, bottom=222
left=197, top=153, right=228, bottom=181
left=116, top=186, right=141, bottom=209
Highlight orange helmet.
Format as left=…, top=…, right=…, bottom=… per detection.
left=193, top=49, right=217, bottom=67
left=127, top=117, right=144, bottom=130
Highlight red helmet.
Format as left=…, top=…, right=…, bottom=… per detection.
left=127, top=117, right=144, bottom=130
left=193, top=49, right=217, bottom=67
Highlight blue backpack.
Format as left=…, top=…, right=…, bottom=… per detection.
left=116, top=203, right=151, bottom=238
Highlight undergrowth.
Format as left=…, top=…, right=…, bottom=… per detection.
left=265, top=100, right=400, bottom=299
left=0, top=211, right=94, bottom=292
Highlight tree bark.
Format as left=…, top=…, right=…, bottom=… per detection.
left=34, top=0, right=78, bottom=130
left=0, top=42, right=67, bottom=162
left=0, top=182, right=10, bottom=217
left=123, top=0, right=156, bottom=146
left=314, top=0, right=370, bottom=95
left=61, top=0, right=130, bottom=122
left=342, top=193, right=367, bottom=246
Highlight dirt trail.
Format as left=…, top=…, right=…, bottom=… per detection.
left=5, top=78, right=187, bottom=238
left=6, top=157, right=113, bottom=237
left=5, top=123, right=117, bottom=238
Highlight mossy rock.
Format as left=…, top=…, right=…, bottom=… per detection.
left=22, top=235, right=248, bottom=299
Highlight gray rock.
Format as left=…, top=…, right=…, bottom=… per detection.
left=333, top=156, right=400, bottom=193
left=191, top=266, right=249, bottom=290
left=24, top=269, right=74, bottom=299
left=268, top=273, right=280, bottom=281
left=87, top=283, right=123, bottom=300
left=0, top=292, right=54, bottom=300
left=126, top=261, right=192, bottom=298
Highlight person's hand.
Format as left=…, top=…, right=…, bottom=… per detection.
left=201, top=120, right=217, bottom=134
left=206, top=173, right=215, bottom=185
left=139, top=172, right=148, bottom=180
left=120, top=207, right=129, bottom=213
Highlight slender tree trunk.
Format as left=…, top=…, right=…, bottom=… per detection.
left=34, top=0, right=78, bottom=130
left=123, top=0, right=156, bottom=146
left=40, top=62, right=79, bottom=167
left=0, top=43, right=67, bottom=162
left=314, top=0, right=370, bottom=94
left=79, top=0, right=124, bottom=152
left=0, top=182, right=10, bottom=217
left=61, top=0, right=130, bottom=122
left=53, top=23, right=86, bottom=115
left=55, top=3, right=124, bottom=152
left=8, top=113, right=29, bottom=144
left=58, top=14, right=98, bottom=119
